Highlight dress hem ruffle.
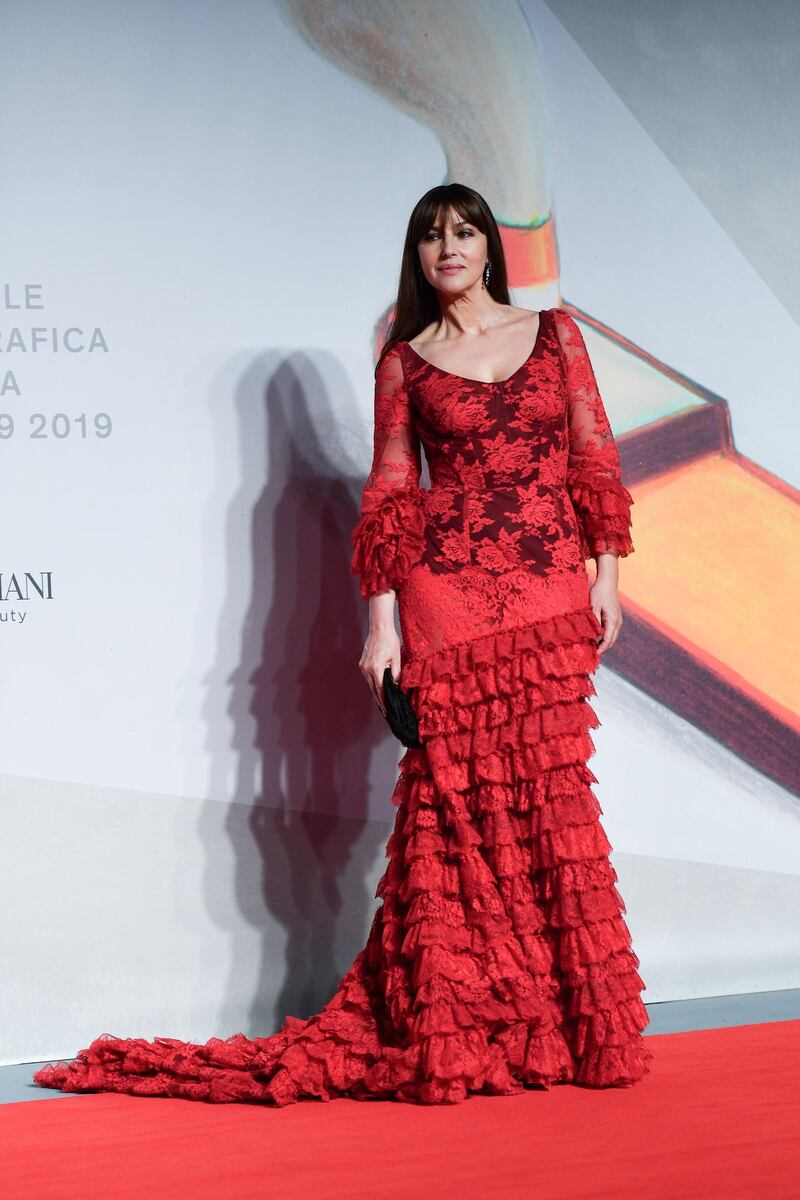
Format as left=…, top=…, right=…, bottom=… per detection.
left=34, top=603, right=652, bottom=1107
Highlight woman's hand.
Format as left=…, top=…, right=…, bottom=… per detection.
left=590, top=553, right=623, bottom=654
left=360, top=592, right=402, bottom=716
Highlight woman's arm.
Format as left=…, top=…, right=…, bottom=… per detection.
left=552, top=309, right=634, bottom=652
left=351, top=346, right=425, bottom=710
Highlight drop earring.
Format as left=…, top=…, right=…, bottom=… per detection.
left=483, top=261, right=492, bottom=286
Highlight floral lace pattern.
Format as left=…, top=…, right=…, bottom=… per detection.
left=32, top=606, right=653, bottom=1105
left=351, top=307, right=635, bottom=663
left=351, top=308, right=633, bottom=613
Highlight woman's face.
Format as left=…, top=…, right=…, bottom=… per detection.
left=417, top=206, right=488, bottom=295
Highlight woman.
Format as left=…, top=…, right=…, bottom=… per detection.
left=34, top=183, right=650, bottom=1105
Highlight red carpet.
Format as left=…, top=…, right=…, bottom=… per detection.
left=3, top=1021, right=798, bottom=1199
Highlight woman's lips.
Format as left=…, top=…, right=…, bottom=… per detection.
left=438, top=265, right=464, bottom=273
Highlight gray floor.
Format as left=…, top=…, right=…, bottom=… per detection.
left=5, top=989, right=799, bottom=1106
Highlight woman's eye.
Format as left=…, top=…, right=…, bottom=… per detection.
left=422, top=228, right=474, bottom=241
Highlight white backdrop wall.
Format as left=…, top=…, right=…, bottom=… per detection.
left=2, top=0, right=798, bottom=1065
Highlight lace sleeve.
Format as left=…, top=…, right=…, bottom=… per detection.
left=350, top=345, right=426, bottom=600
left=553, top=309, right=634, bottom=560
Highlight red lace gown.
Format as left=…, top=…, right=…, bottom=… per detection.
left=34, top=307, right=652, bottom=1105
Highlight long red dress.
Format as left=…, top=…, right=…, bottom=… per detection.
left=34, top=307, right=651, bottom=1105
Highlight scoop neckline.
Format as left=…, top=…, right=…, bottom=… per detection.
left=403, top=309, right=548, bottom=386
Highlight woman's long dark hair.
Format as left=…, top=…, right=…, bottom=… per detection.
left=377, top=183, right=511, bottom=371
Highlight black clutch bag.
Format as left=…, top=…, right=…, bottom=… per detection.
left=382, top=667, right=424, bottom=748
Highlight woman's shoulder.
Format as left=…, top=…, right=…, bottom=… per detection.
left=406, top=320, right=439, bottom=354
left=510, top=304, right=571, bottom=326
left=374, top=340, right=408, bottom=383
left=507, top=303, right=542, bottom=318
left=494, top=304, right=568, bottom=337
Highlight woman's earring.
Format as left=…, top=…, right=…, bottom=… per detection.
left=483, top=261, right=492, bottom=286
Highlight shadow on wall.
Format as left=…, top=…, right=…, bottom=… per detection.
left=197, top=349, right=393, bottom=1036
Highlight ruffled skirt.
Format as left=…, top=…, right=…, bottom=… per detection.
left=34, top=603, right=652, bottom=1105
